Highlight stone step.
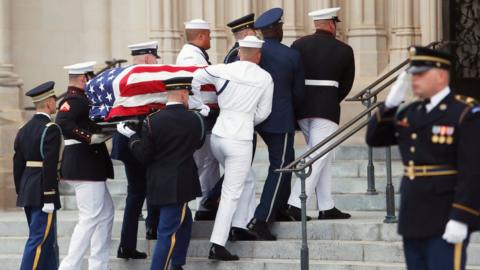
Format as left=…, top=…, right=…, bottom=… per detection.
left=60, top=176, right=401, bottom=198
left=0, top=254, right=411, bottom=270
left=2, top=211, right=478, bottom=242
left=58, top=192, right=401, bottom=211
left=1, top=236, right=479, bottom=266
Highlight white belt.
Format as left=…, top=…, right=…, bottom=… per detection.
left=64, top=139, right=81, bottom=146
left=305, top=79, right=339, bottom=88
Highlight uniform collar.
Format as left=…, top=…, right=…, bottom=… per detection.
left=67, top=86, right=86, bottom=96
left=187, top=43, right=211, bottom=64
left=35, top=112, right=52, bottom=121
left=425, top=86, right=450, bottom=113
left=166, top=101, right=183, bottom=106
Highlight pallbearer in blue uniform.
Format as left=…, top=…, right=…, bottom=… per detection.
left=113, top=41, right=160, bottom=259
left=286, top=7, right=354, bottom=221
left=366, top=46, right=480, bottom=270
left=224, top=13, right=256, bottom=64
left=14, top=81, right=62, bottom=270
left=117, top=77, right=205, bottom=270
left=247, top=7, right=305, bottom=240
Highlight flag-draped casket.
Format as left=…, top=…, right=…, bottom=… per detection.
left=86, top=64, right=217, bottom=121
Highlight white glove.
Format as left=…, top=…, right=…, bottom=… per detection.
left=116, top=123, right=136, bottom=138
left=442, top=219, right=468, bottom=244
left=42, top=203, right=55, bottom=214
left=90, top=133, right=112, bottom=144
left=385, top=71, right=411, bottom=108
left=199, top=104, right=210, bottom=117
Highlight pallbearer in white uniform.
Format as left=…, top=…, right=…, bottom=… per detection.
left=176, top=19, right=221, bottom=221
left=192, top=36, right=274, bottom=261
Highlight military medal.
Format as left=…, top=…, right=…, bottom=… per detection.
left=431, top=135, right=439, bottom=143
left=432, top=126, right=441, bottom=143
left=446, top=126, right=454, bottom=144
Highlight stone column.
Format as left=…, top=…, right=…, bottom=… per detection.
left=149, top=0, right=183, bottom=64
left=347, top=0, right=388, bottom=76
left=0, top=0, right=24, bottom=210
left=225, top=0, right=254, bottom=49
left=390, top=0, right=421, bottom=65
left=281, top=0, right=305, bottom=45
left=420, top=0, right=442, bottom=46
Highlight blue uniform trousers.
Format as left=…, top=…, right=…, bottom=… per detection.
left=151, top=203, right=192, bottom=270
left=253, top=132, right=294, bottom=222
left=120, top=159, right=160, bottom=250
left=20, top=207, right=57, bottom=270
left=403, top=235, right=469, bottom=270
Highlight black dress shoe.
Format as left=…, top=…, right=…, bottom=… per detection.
left=171, top=266, right=183, bottom=270
left=228, top=227, right=257, bottom=241
left=318, top=207, right=351, bottom=220
left=285, top=206, right=312, bottom=221
left=247, top=219, right=277, bottom=241
left=194, top=210, right=217, bottom=221
left=208, top=243, right=239, bottom=261
left=146, top=228, right=157, bottom=240
left=117, top=247, right=147, bottom=259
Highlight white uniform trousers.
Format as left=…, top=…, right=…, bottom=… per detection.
left=209, top=134, right=253, bottom=246
left=231, top=169, right=256, bottom=229
left=288, top=118, right=339, bottom=211
left=59, top=181, right=114, bottom=270
left=194, top=133, right=221, bottom=211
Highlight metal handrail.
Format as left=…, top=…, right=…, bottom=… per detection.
left=346, top=41, right=442, bottom=102
left=24, top=58, right=127, bottom=110
left=278, top=102, right=381, bottom=172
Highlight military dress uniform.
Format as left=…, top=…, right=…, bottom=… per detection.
left=191, top=36, right=273, bottom=259
left=248, top=8, right=305, bottom=232
left=223, top=13, right=255, bottom=64
left=57, top=62, right=115, bottom=270
left=366, top=47, right=480, bottom=270
left=113, top=41, right=160, bottom=259
left=125, top=77, right=205, bottom=270
left=14, top=82, right=62, bottom=270
left=287, top=7, right=354, bottom=219
left=177, top=19, right=221, bottom=220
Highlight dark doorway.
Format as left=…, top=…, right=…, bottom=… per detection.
left=444, top=0, right=480, bottom=99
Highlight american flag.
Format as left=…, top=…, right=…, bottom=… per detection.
left=86, top=64, right=217, bottom=121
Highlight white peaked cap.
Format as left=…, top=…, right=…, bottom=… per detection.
left=128, top=41, right=158, bottom=51
left=308, top=7, right=341, bottom=21
left=184, top=19, right=210, bottom=30
left=238, top=36, right=265, bottom=49
left=63, top=61, right=96, bottom=75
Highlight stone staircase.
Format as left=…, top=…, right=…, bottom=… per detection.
left=1, top=143, right=479, bottom=269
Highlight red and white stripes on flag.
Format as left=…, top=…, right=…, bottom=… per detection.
left=106, top=64, right=216, bottom=120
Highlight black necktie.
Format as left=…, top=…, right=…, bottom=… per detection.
left=421, top=98, right=430, bottom=113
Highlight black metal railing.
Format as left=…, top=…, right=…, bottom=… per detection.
left=277, top=40, right=447, bottom=270
left=24, top=58, right=127, bottom=111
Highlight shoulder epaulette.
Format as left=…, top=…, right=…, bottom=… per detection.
left=455, top=94, right=478, bottom=107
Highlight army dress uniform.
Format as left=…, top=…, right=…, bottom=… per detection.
left=125, top=77, right=206, bottom=270
left=14, top=82, right=62, bottom=270
left=177, top=19, right=221, bottom=220
left=249, top=8, right=305, bottom=230
left=366, top=48, right=480, bottom=270
left=288, top=7, right=354, bottom=219
left=223, top=13, right=255, bottom=64
left=112, top=41, right=160, bottom=258
left=57, top=62, right=114, bottom=270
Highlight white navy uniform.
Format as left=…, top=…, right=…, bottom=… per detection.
left=192, top=59, right=273, bottom=246
left=176, top=43, right=220, bottom=213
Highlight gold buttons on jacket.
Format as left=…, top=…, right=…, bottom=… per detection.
left=410, top=146, right=415, bottom=153
left=411, top=133, right=417, bottom=140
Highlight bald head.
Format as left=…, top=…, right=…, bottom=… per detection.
left=314, top=19, right=336, bottom=34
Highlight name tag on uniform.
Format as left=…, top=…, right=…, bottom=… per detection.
left=431, top=125, right=454, bottom=144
